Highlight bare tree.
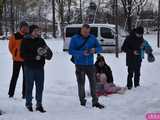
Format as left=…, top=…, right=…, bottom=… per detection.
left=120, top=0, right=148, bottom=32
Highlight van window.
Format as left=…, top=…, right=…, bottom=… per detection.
left=100, top=27, right=114, bottom=39
left=66, top=27, right=80, bottom=37
left=65, top=27, right=98, bottom=37
left=90, top=27, right=98, bottom=37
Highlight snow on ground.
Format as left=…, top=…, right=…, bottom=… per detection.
left=0, top=34, right=160, bottom=120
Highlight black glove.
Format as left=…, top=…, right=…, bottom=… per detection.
left=147, top=53, right=155, bottom=63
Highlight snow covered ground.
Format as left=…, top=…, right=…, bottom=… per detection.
left=0, top=34, right=160, bottom=120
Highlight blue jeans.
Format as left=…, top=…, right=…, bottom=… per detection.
left=24, top=66, right=44, bottom=107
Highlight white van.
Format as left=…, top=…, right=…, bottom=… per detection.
left=63, top=24, right=125, bottom=52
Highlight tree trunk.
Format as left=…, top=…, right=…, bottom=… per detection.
left=67, top=0, right=71, bottom=24
left=126, top=15, right=132, bottom=32
left=59, top=0, right=64, bottom=37
left=79, top=0, right=82, bottom=23
left=10, top=0, right=15, bottom=33
left=52, top=0, right=56, bottom=38
left=0, top=0, right=4, bottom=35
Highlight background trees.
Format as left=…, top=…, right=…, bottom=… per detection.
left=0, top=0, right=158, bottom=37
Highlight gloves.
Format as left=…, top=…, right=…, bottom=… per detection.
left=147, top=53, right=155, bottom=63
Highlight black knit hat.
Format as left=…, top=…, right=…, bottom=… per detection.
left=97, top=54, right=105, bottom=62
left=19, top=21, right=29, bottom=29
left=29, top=25, right=39, bottom=34
left=135, top=26, right=144, bottom=34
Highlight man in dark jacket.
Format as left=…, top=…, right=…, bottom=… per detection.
left=20, top=25, right=53, bottom=113
left=69, top=24, right=104, bottom=109
left=122, top=26, right=153, bottom=89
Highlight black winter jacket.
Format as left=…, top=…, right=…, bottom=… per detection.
left=95, top=61, right=114, bottom=83
left=121, top=33, right=144, bottom=67
left=20, top=35, right=53, bottom=68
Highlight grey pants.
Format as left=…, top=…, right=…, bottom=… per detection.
left=75, top=65, right=98, bottom=104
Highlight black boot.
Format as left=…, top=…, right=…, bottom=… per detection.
left=134, top=79, right=140, bottom=88
left=0, top=110, right=2, bottom=115
left=22, top=95, right=25, bottom=99
left=80, top=100, right=87, bottom=107
left=26, top=106, right=33, bottom=112
left=9, top=95, right=13, bottom=98
left=127, top=86, right=132, bottom=90
left=36, top=106, right=46, bottom=113
left=92, top=102, right=105, bottom=109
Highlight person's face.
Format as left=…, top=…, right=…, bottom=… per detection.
left=98, top=61, right=105, bottom=67
left=20, top=26, right=29, bottom=34
left=100, top=79, right=107, bottom=84
left=136, top=33, right=143, bottom=38
left=31, top=28, right=40, bottom=38
left=80, top=27, right=90, bottom=38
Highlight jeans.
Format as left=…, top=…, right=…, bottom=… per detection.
left=24, top=66, right=44, bottom=107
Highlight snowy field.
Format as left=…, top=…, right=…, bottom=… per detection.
left=0, top=33, right=160, bottom=120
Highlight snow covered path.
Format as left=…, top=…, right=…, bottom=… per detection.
left=0, top=34, right=160, bottom=120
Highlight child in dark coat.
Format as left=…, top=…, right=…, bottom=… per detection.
left=95, top=54, right=126, bottom=96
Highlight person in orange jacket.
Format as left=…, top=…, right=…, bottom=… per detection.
left=8, top=21, right=29, bottom=98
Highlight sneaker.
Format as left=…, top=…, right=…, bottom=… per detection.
left=36, top=106, right=46, bottom=113
left=92, top=102, right=105, bottom=109
left=26, top=106, right=33, bottom=112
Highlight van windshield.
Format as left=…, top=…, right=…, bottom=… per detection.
left=66, top=27, right=98, bottom=37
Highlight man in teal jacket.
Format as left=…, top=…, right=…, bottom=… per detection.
left=69, top=24, right=104, bottom=109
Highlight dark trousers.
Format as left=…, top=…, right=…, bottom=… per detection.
left=75, top=65, right=98, bottom=105
left=0, top=110, right=2, bottom=115
left=127, top=62, right=141, bottom=88
left=24, top=66, right=44, bottom=107
left=8, top=61, right=26, bottom=97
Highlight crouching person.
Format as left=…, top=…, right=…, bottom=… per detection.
left=20, top=25, right=53, bottom=112
left=95, top=54, right=127, bottom=96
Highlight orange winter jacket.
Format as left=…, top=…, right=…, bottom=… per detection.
left=9, top=32, right=25, bottom=62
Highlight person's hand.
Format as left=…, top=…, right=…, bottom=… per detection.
left=96, top=73, right=100, bottom=79
left=36, top=56, right=41, bottom=60
left=133, top=50, right=139, bottom=55
left=37, top=47, right=47, bottom=56
left=83, top=50, right=90, bottom=56
left=90, top=48, right=96, bottom=54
